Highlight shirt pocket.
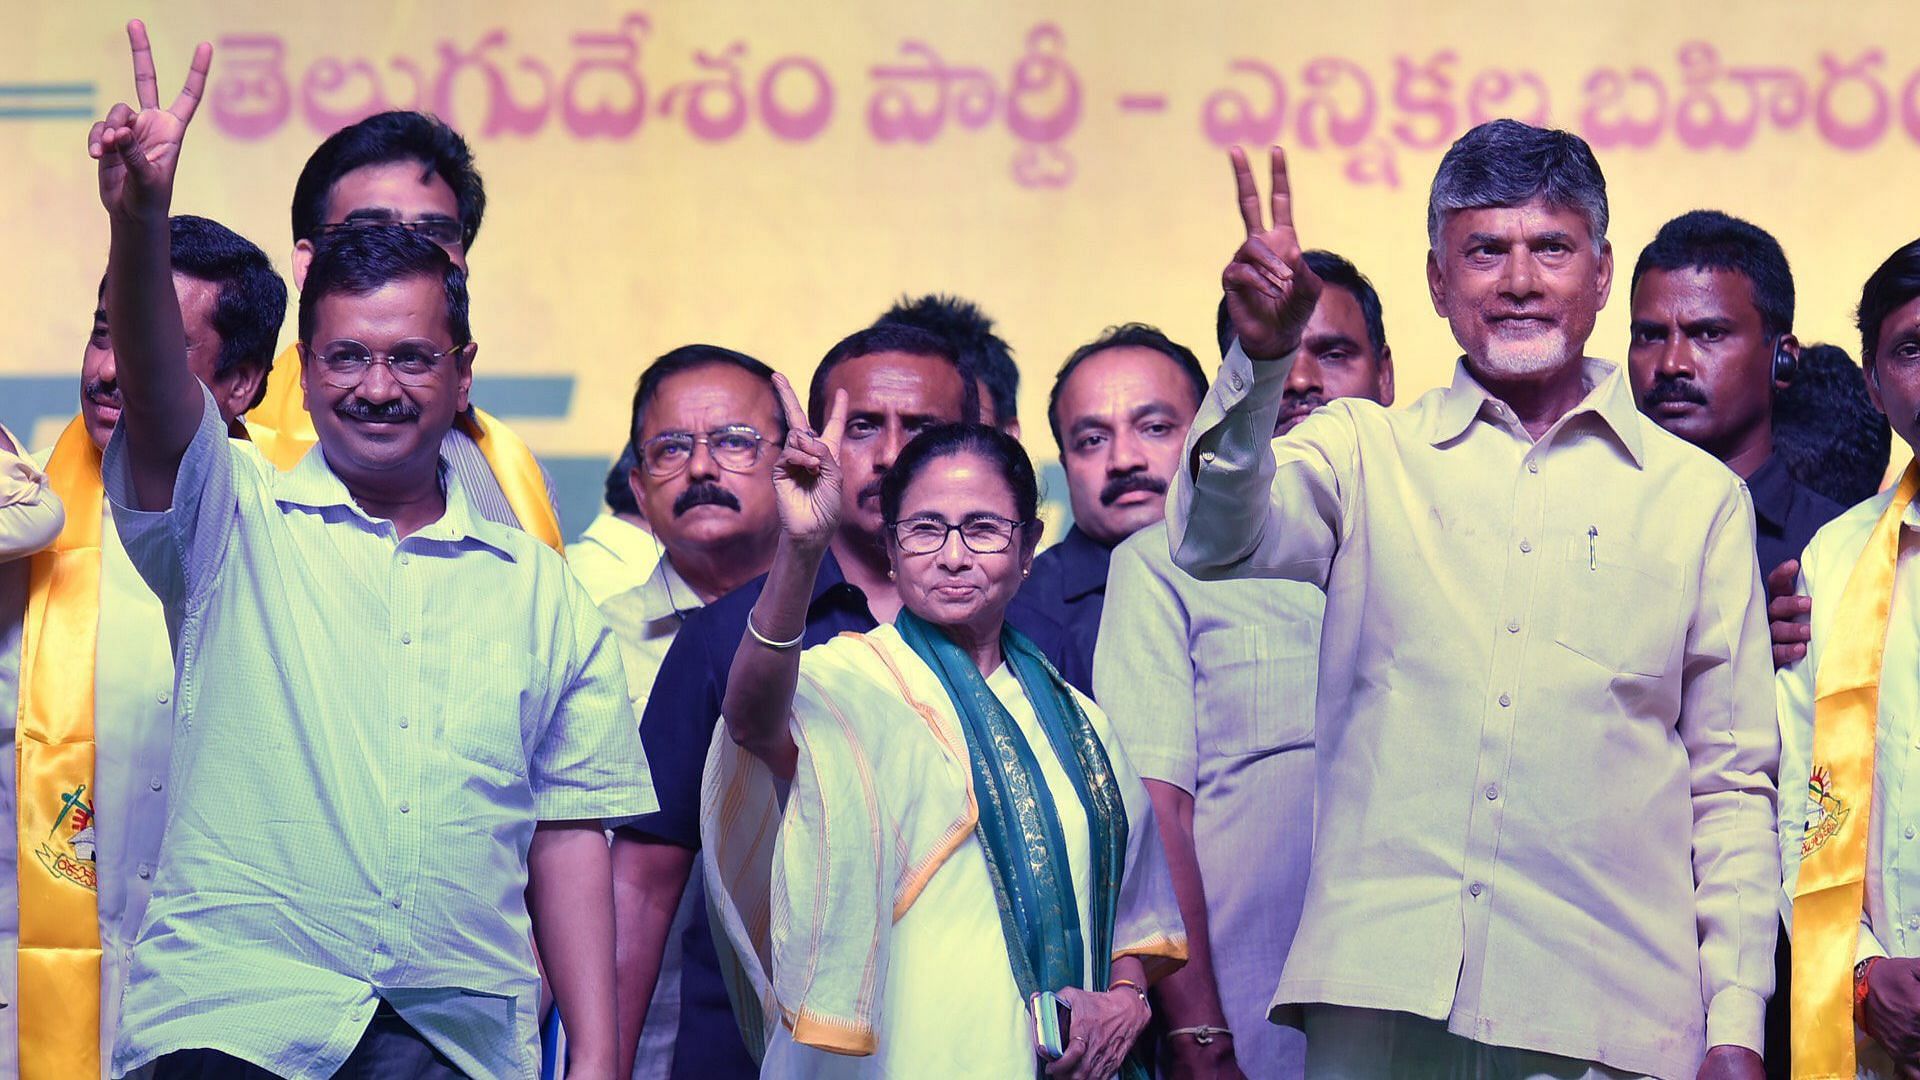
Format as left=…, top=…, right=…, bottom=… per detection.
left=437, top=634, right=542, bottom=778
left=1193, top=623, right=1317, bottom=757
left=1551, top=535, right=1684, bottom=679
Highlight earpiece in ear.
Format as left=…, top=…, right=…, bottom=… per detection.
left=1772, top=339, right=1797, bottom=384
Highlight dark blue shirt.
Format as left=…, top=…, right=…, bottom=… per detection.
left=1749, top=451, right=1847, bottom=577
left=1007, top=524, right=1114, bottom=695
left=628, top=550, right=877, bottom=1080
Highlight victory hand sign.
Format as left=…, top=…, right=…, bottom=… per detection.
left=769, top=373, right=848, bottom=555
left=89, top=20, right=211, bottom=222
left=1222, top=146, right=1322, bottom=361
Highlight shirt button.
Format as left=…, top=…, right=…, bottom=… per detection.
left=400, top=632, right=412, bottom=645
left=391, top=897, right=403, bottom=909
left=1230, top=372, right=1246, bottom=392
left=1200, top=451, right=1217, bottom=466
left=137, top=864, right=151, bottom=880
left=1469, top=882, right=1484, bottom=897
left=157, top=691, right=170, bottom=704
left=1907, top=827, right=1916, bottom=840
left=1518, top=540, right=1532, bottom=554
left=1506, top=618, right=1520, bottom=633
left=1908, top=916, right=1919, bottom=931
left=398, top=801, right=411, bottom=814
left=1526, top=460, right=1539, bottom=474
left=149, top=777, right=163, bottom=792
left=399, top=554, right=411, bottom=566
left=399, top=717, right=410, bottom=730
left=1485, top=785, right=1500, bottom=800
left=1498, top=693, right=1511, bottom=708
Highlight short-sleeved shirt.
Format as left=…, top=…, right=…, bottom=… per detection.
left=632, top=549, right=877, bottom=1079
left=1007, top=525, right=1113, bottom=694
left=104, top=389, right=656, bottom=1080
left=1093, top=520, right=1320, bottom=1078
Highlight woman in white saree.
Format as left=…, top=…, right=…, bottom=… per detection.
left=701, top=376, right=1185, bottom=1079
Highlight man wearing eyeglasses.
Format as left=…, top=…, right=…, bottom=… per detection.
left=83, top=25, right=652, bottom=1080
left=245, top=110, right=565, bottom=548
left=622, top=323, right=980, bottom=1079
left=605, top=345, right=782, bottom=1080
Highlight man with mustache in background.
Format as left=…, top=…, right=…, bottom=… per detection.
left=605, top=344, right=782, bottom=1080
left=1011, top=324, right=1209, bottom=694
left=617, top=324, right=979, bottom=1079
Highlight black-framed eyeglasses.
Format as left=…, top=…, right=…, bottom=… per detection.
left=315, top=217, right=466, bottom=250
left=890, top=515, right=1027, bottom=555
left=640, top=425, right=770, bottom=477
left=301, top=339, right=466, bottom=388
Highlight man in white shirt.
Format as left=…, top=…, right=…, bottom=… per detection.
left=0, top=214, right=283, bottom=1078
left=567, top=446, right=661, bottom=606
left=607, top=343, right=782, bottom=1080
left=1777, top=237, right=1920, bottom=1077
left=85, top=25, right=653, bottom=1078
left=1095, top=249, right=1393, bottom=1080
left=1170, top=121, right=1777, bottom=1079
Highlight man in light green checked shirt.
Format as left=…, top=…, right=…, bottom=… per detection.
left=84, top=21, right=655, bottom=1080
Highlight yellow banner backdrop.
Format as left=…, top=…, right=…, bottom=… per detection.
left=5, top=1, right=1917, bottom=534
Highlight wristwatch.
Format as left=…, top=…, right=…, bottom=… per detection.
left=1856, top=956, right=1881, bottom=1011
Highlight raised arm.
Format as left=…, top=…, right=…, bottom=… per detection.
left=1168, top=146, right=1352, bottom=587
left=88, top=20, right=212, bottom=511
left=720, top=374, right=847, bottom=780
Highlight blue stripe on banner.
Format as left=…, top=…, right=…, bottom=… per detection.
left=0, top=83, right=94, bottom=95
left=0, top=108, right=95, bottom=119
left=470, top=376, right=575, bottom=420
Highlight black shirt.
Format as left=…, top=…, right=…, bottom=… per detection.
left=1749, top=451, right=1847, bottom=577
left=1007, top=525, right=1114, bottom=695
left=629, top=550, right=878, bottom=1080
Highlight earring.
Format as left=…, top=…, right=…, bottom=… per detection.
left=887, top=569, right=896, bottom=580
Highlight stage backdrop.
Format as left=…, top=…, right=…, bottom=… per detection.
left=5, top=0, right=1917, bottom=537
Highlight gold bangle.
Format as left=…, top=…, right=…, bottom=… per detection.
left=1107, top=978, right=1148, bottom=1005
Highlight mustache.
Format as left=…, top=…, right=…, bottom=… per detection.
left=1642, top=377, right=1708, bottom=408
left=1100, top=471, right=1167, bottom=507
left=335, top=397, right=422, bottom=423
left=858, top=480, right=884, bottom=505
left=1280, top=391, right=1326, bottom=414
left=84, top=377, right=122, bottom=409
left=673, top=482, right=741, bottom=517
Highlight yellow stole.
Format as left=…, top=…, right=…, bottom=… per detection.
left=248, top=345, right=562, bottom=549
left=16, top=417, right=105, bottom=1079
left=1792, top=461, right=1920, bottom=1079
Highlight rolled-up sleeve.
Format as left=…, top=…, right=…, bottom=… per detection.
left=0, top=426, right=62, bottom=562
left=1093, top=534, right=1198, bottom=792
left=100, top=385, right=239, bottom=610
left=1681, top=484, right=1783, bottom=1053
left=530, top=572, right=659, bottom=825
left=1167, top=340, right=1353, bottom=588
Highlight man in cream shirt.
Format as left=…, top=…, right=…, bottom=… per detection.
left=1171, top=121, right=1778, bottom=1079
left=1094, top=249, right=1394, bottom=1080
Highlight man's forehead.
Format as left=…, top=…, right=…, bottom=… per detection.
left=643, top=366, right=776, bottom=429
left=325, top=159, right=458, bottom=221
left=1442, top=198, right=1592, bottom=239
left=830, top=351, right=965, bottom=409
left=1630, top=265, right=1756, bottom=322
left=310, top=277, right=450, bottom=341
left=1061, top=346, right=1191, bottom=405
left=1307, top=286, right=1370, bottom=345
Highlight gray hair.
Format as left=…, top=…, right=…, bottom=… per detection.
left=1426, top=119, right=1609, bottom=250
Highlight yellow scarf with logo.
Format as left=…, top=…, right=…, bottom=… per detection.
left=1792, top=461, right=1920, bottom=1079
left=16, top=417, right=105, bottom=1079
left=247, top=344, right=562, bottom=549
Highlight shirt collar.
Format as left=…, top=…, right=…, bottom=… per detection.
left=1427, top=356, right=1646, bottom=468
left=634, top=554, right=700, bottom=622
left=581, top=512, right=660, bottom=570
left=1055, top=525, right=1115, bottom=601
left=274, top=445, right=517, bottom=561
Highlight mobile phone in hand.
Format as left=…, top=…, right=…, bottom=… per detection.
left=1030, top=989, right=1073, bottom=1060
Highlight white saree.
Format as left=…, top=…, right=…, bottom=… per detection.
left=700, top=624, right=1186, bottom=1077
